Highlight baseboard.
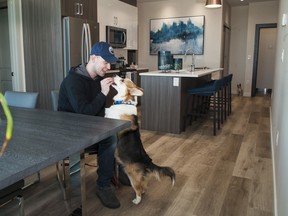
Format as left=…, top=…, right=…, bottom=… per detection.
left=270, top=107, right=278, bottom=216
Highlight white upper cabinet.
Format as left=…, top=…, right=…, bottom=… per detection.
left=98, top=0, right=138, bottom=49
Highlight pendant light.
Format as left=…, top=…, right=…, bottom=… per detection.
left=205, top=0, right=222, bottom=8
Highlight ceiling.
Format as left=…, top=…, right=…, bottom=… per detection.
left=137, top=0, right=278, bottom=7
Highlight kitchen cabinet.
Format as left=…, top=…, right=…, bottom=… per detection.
left=61, top=0, right=97, bottom=21
left=98, top=0, right=137, bottom=49
left=140, top=74, right=211, bottom=134
left=125, top=21, right=138, bottom=50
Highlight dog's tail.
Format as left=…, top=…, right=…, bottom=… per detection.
left=149, top=163, right=176, bottom=186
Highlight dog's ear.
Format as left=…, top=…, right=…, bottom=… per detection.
left=130, top=87, right=144, bottom=96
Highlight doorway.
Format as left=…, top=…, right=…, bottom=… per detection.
left=0, top=6, right=13, bottom=93
left=252, top=23, right=277, bottom=96
left=222, top=25, right=231, bottom=76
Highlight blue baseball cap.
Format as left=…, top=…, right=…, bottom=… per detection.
left=90, top=42, right=119, bottom=63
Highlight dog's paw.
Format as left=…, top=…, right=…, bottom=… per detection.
left=132, top=195, right=141, bottom=205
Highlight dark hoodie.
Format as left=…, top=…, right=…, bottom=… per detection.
left=58, top=64, right=107, bottom=117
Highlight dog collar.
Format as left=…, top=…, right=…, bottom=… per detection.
left=113, top=100, right=135, bottom=105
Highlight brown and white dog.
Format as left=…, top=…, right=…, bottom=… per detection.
left=105, top=75, right=176, bottom=204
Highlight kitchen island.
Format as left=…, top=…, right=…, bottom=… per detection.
left=139, top=68, right=223, bottom=134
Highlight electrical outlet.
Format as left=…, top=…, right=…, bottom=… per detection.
left=173, top=78, right=179, bottom=86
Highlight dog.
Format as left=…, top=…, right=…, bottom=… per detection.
left=237, top=83, right=243, bottom=96
left=105, top=75, right=176, bottom=204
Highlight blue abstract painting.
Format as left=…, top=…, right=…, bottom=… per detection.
left=150, top=16, right=205, bottom=55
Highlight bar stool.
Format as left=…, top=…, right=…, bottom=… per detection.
left=185, top=78, right=224, bottom=136
left=200, top=74, right=233, bottom=123
left=225, top=74, right=233, bottom=117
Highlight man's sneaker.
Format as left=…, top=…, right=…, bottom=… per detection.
left=96, top=186, right=120, bottom=209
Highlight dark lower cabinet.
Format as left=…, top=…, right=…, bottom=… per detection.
left=140, top=75, right=211, bottom=134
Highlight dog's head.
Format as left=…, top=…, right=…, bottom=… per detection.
left=112, top=75, right=144, bottom=105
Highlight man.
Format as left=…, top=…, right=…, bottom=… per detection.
left=58, top=41, right=120, bottom=209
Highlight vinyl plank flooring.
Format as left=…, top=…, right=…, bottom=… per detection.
left=0, top=95, right=274, bottom=216
left=249, top=157, right=274, bottom=213
left=219, top=176, right=251, bottom=216
left=255, top=131, right=271, bottom=158
left=193, top=159, right=235, bottom=216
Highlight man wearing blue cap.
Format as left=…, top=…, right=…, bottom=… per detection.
left=58, top=41, right=120, bottom=209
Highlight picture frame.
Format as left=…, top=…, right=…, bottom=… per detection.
left=150, top=16, right=205, bottom=55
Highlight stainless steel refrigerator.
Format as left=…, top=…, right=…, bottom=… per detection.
left=62, top=17, right=99, bottom=77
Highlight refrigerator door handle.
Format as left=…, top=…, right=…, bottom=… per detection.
left=81, top=23, right=85, bottom=65
left=86, top=23, right=92, bottom=61
left=83, top=23, right=89, bottom=64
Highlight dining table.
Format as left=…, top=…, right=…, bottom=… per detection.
left=0, top=107, right=130, bottom=215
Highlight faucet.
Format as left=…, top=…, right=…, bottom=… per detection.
left=185, top=48, right=195, bottom=72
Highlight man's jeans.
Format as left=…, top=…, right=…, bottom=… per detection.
left=85, top=135, right=117, bottom=188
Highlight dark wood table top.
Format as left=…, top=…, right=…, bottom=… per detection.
left=0, top=107, right=130, bottom=190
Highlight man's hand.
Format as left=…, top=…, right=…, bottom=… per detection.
left=101, top=77, right=114, bottom=96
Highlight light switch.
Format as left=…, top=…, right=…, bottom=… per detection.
left=173, top=78, right=179, bottom=86
left=282, top=13, right=287, bottom=27
left=281, top=49, right=284, bottom=63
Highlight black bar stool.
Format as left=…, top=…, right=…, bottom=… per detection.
left=185, top=78, right=224, bottom=136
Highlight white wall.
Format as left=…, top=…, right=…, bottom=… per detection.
left=229, top=6, right=248, bottom=94
left=244, top=1, right=279, bottom=96
left=138, top=0, right=223, bottom=71
left=271, top=0, right=288, bottom=214
left=229, top=2, right=278, bottom=96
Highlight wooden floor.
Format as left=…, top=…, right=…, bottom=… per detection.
left=0, top=95, right=274, bottom=216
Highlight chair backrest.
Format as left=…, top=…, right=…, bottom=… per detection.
left=51, top=90, right=59, bottom=111
left=4, top=91, right=39, bottom=109
left=211, top=78, right=225, bottom=91
left=223, top=74, right=233, bottom=84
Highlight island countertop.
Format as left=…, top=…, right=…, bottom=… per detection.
left=140, top=68, right=223, bottom=78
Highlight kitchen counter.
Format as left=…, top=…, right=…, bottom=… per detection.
left=106, top=68, right=149, bottom=74
left=139, top=68, right=223, bottom=134
left=139, top=68, right=223, bottom=77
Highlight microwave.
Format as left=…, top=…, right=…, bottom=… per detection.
left=106, top=26, right=127, bottom=48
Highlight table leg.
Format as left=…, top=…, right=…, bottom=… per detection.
left=56, top=158, right=71, bottom=206
left=80, top=150, right=87, bottom=216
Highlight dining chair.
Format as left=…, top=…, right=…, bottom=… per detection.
left=1, top=91, right=39, bottom=215
left=0, top=180, right=25, bottom=216
left=51, top=90, right=59, bottom=111
left=4, top=90, right=40, bottom=186
left=51, top=90, right=120, bottom=200
left=4, top=91, right=39, bottom=108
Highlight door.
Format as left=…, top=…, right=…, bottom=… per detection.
left=252, top=23, right=277, bottom=96
left=0, top=8, right=12, bottom=93
left=256, top=28, right=277, bottom=92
